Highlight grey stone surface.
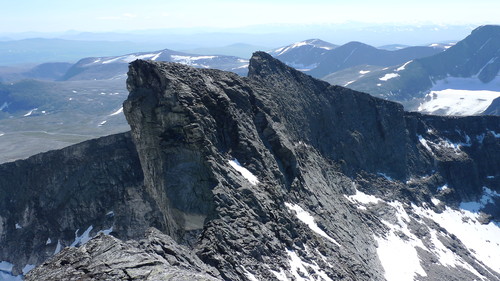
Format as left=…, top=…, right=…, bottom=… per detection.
left=0, top=51, right=499, bottom=280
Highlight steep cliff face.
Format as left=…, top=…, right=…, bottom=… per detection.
left=0, top=133, right=150, bottom=275
left=0, top=52, right=499, bottom=281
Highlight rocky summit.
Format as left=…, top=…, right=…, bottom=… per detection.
left=0, top=52, right=499, bottom=281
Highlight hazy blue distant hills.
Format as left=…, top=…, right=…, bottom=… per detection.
left=180, top=43, right=270, bottom=59
left=61, top=49, right=249, bottom=81
left=377, top=44, right=410, bottom=51
left=268, top=39, right=337, bottom=71
left=338, top=25, right=500, bottom=115
left=0, top=38, right=165, bottom=66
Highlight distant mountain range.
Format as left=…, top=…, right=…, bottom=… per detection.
left=0, top=38, right=168, bottom=66
left=1, top=25, right=498, bottom=163
left=61, top=49, right=249, bottom=81
left=269, top=40, right=444, bottom=78
left=334, top=25, right=500, bottom=115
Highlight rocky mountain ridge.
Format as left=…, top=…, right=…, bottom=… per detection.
left=0, top=52, right=499, bottom=280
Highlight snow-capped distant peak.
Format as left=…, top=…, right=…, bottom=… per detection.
left=271, top=39, right=335, bottom=56
left=101, top=52, right=162, bottom=64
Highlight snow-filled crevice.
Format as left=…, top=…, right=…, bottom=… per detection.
left=285, top=203, right=341, bottom=247
left=228, top=159, right=259, bottom=185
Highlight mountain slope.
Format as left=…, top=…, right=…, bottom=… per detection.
left=308, top=42, right=443, bottom=78
left=344, top=25, right=500, bottom=115
left=0, top=53, right=499, bottom=281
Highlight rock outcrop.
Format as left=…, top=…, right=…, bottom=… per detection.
left=0, top=52, right=499, bottom=280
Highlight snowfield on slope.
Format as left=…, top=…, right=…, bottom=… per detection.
left=346, top=187, right=500, bottom=281
left=417, top=76, right=500, bottom=116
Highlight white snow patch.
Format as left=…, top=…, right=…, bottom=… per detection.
left=437, top=184, right=449, bottom=192
left=487, top=175, right=495, bottom=179
left=15, top=223, right=21, bottom=229
left=106, top=211, right=115, bottom=217
left=108, top=107, right=123, bottom=116
left=98, top=226, right=113, bottom=235
left=344, top=80, right=355, bottom=87
left=376, top=232, right=427, bottom=281
left=359, top=70, right=370, bottom=74
left=70, top=225, right=93, bottom=247
left=228, top=159, right=259, bottom=185
left=0, top=272, right=22, bottom=281
left=379, top=73, right=400, bottom=81
left=54, top=240, right=62, bottom=255
left=431, top=197, right=441, bottom=206
left=376, top=201, right=427, bottom=281
left=376, top=83, right=382, bottom=86
left=46, top=238, right=52, bottom=245
left=377, top=172, right=393, bottom=181
left=418, top=135, right=433, bottom=154
left=241, top=267, right=259, bottom=281
left=285, top=203, right=341, bottom=247
left=460, top=186, right=500, bottom=213
left=0, top=261, right=14, bottom=273
left=428, top=229, right=479, bottom=273
left=417, top=76, right=500, bottom=116
left=102, top=53, right=161, bottom=64
left=346, top=189, right=381, bottom=205
left=418, top=89, right=500, bottom=116
left=286, top=249, right=333, bottom=281
left=22, top=264, right=35, bottom=275
left=269, top=268, right=288, bottom=281
left=98, top=120, right=107, bottom=127
left=171, top=55, right=216, bottom=68
left=151, top=52, right=162, bottom=61
left=23, top=108, right=37, bottom=117
left=413, top=201, right=500, bottom=274
left=0, top=262, right=22, bottom=281
left=396, top=60, right=412, bottom=71
left=233, top=64, right=249, bottom=70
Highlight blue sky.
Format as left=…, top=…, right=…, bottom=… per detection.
left=2, top=0, right=499, bottom=33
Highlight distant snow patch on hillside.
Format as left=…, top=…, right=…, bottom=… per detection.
left=418, top=90, right=500, bottom=116
left=23, top=108, right=37, bottom=117
left=171, top=55, right=216, bottom=68
left=359, top=70, right=370, bottom=74
left=102, top=53, right=161, bottom=64
left=417, top=76, right=500, bottom=116
left=109, top=107, right=123, bottom=116
left=396, top=60, right=412, bottom=71
left=379, top=73, right=400, bottom=81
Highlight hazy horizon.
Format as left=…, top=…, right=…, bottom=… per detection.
left=3, top=0, right=499, bottom=33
